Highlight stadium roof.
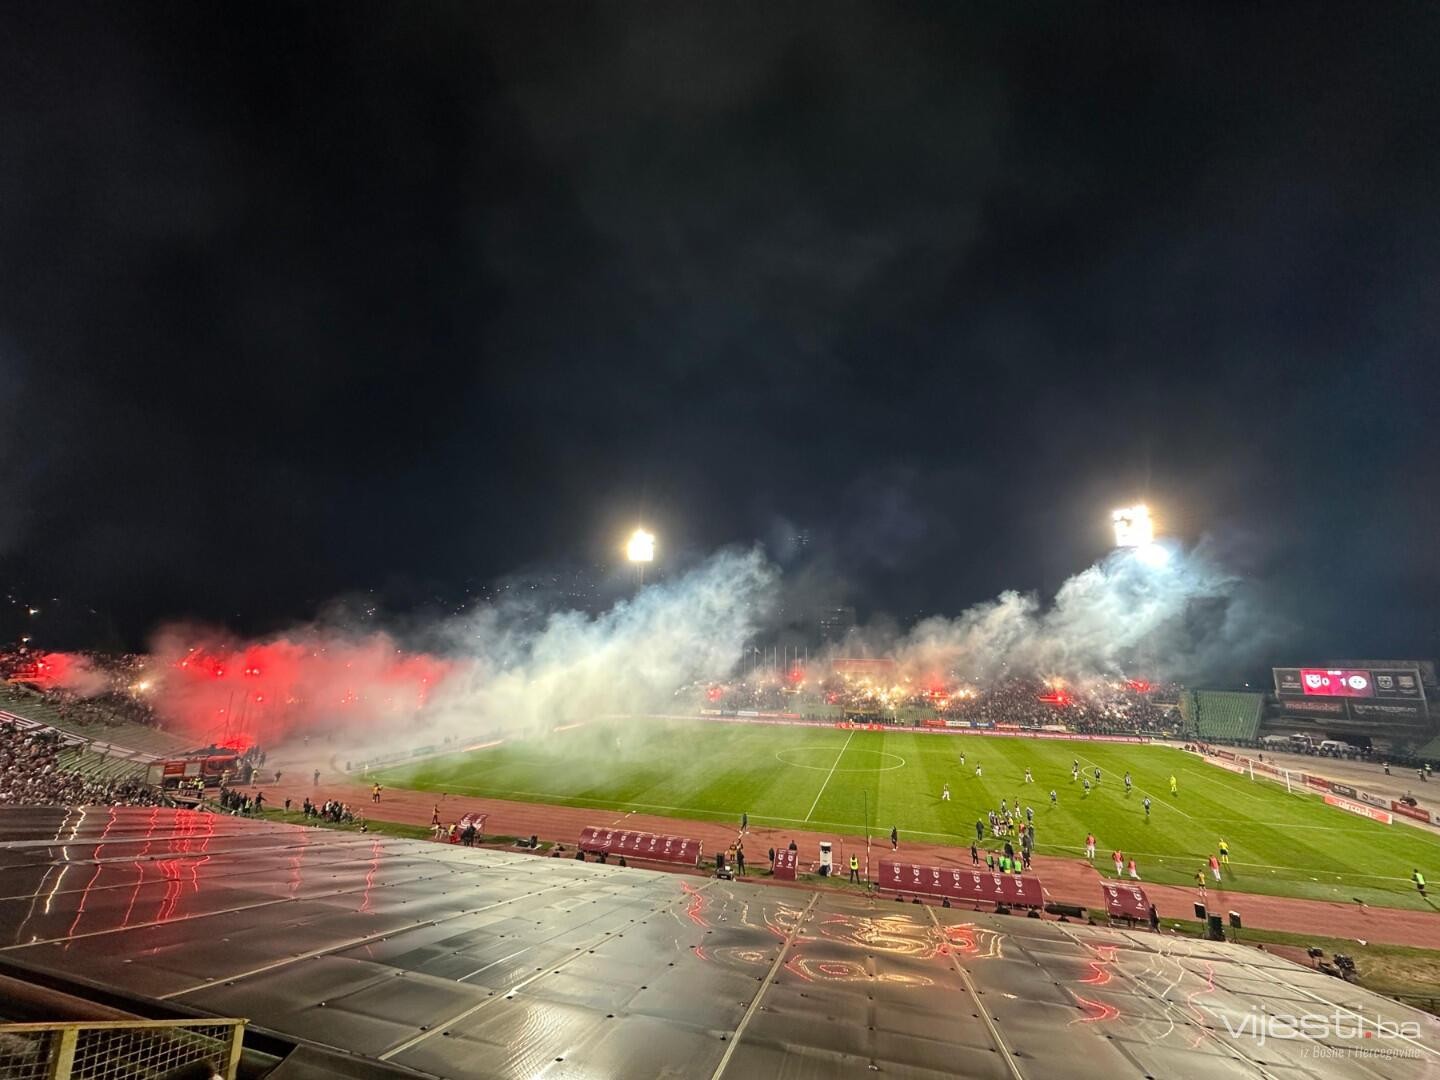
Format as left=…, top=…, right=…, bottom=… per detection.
left=1, top=807, right=1436, bottom=1078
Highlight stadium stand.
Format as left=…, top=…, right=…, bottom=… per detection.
left=1411, top=734, right=1440, bottom=762
left=0, top=722, right=162, bottom=807
left=0, top=693, right=190, bottom=757
left=1180, top=689, right=1264, bottom=743
left=0, top=805, right=1433, bottom=1079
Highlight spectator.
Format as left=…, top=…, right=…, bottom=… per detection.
left=0, top=720, right=163, bottom=808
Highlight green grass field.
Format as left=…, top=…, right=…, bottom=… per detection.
left=374, top=719, right=1440, bottom=910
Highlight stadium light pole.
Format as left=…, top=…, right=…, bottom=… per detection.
left=1112, top=503, right=1169, bottom=679
left=626, top=527, right=655, bottom=587
left=862, top=787, right=870, bottom=885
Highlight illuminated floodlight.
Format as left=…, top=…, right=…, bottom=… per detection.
left=1136, top=542, right=1171, bottom=568
left=626, top=528, right=655, bottom=564
left=1112, top=504, right=1154, bottom=548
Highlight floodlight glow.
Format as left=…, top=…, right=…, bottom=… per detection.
left=626, top=528, right=655, bottom=564
left=1112, top=504, right=1154, bottom=548
left=1136, top=542, right=1171, bottom=568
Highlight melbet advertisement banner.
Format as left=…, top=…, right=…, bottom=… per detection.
left=1278, top=697, right=1348, bottom=718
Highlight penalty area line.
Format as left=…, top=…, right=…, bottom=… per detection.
left=805, top=729, right=855, bottom=822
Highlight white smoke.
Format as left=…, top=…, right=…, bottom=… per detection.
left=885, top=541, right=1277, bottom=684
left=46, top=538, right=1274, bottom=758
left=418, top=545, right=776, bottom=737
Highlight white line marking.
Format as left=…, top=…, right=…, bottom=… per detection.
left=774, top=747, right=905, bottom=772
left=1070, top=748, right=1195, bottom=821
left=457, top=947, right=530, bottom=982
left=711, top=893, right=818, bottom=1080
left=804, top=729, right=855, bottom=822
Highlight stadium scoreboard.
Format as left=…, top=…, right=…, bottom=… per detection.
left=1273, top=666, right=1428, bottom=722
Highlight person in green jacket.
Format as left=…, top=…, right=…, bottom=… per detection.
left=1414, top=869, right=1427, bottom=897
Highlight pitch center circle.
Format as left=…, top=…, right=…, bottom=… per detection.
left=774, top=747, right=907, bottom=772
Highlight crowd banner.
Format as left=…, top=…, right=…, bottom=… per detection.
left=577, top=826, right=703, bottom=865
left=772, top=846, right=799, bottom=880
left=877, top=860, right=1044, bottom=907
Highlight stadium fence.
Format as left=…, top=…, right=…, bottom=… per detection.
left=0, top=1018, right=245, bottom=1080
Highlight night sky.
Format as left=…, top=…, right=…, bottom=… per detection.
left=1, top=4, right=1437, bottom=663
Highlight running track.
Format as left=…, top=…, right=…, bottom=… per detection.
left=254, top=769, right=1440, bottom=949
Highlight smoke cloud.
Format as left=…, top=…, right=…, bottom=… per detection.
left=18, top=539, right=1277, bottom=754
left=880, top=541, right=1280, bottom=685
left=93, top=546, right=778, bottom=750
left=420, top=545, right=777, bottom=736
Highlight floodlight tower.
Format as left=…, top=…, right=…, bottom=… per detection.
left=1111, top=504, right=1154, bottom=548
left=1111, top=503, right=1167, bottom=681
left=626, top=527, right=655, bottom=587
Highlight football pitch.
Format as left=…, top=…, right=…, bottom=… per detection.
left=374, top=718, right=1440, bottom=910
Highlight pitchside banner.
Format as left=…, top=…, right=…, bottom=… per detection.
left=577, top=827, right=702, bottom=865
left=878, top=860, right=1045, bottom=907
left=1392, top=801, right=1433, bottom=823
left=1323, top=794, right=1393, bottom=825
left=1101, top=882, right=1151, bottom=922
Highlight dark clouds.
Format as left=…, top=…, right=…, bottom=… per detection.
left=0, top=3, right=1437, bottom=664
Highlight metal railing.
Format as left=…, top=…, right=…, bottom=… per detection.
left=0, top=1019, right=245, bottom=1080
left=1393, top=993, right=1440, bottom=1016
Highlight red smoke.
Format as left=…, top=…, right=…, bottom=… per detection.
left=10, top=652, right=111, bottom=696
left=15, top=652, right=70, bottom=689
left=150, top=632, right=454, bottom=748
left=8, top=634, right=456, bottom=750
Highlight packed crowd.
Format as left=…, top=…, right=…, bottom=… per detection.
left=0, top=720, right=164, bottom=808
left=960, top=678, right=1181, bottom=735
left=696, top=673, right=1182, bottom=734
left=1, top=651, right=162, bottom=730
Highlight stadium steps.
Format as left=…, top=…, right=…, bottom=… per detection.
left=1183, top=690, right=1264, bottom=742
left=1, top=691, right=189, bottom=757
left=49, top=748, right=148, bottom=782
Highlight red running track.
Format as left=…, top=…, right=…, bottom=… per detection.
left=254, top=772, right=1440, bottom=949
